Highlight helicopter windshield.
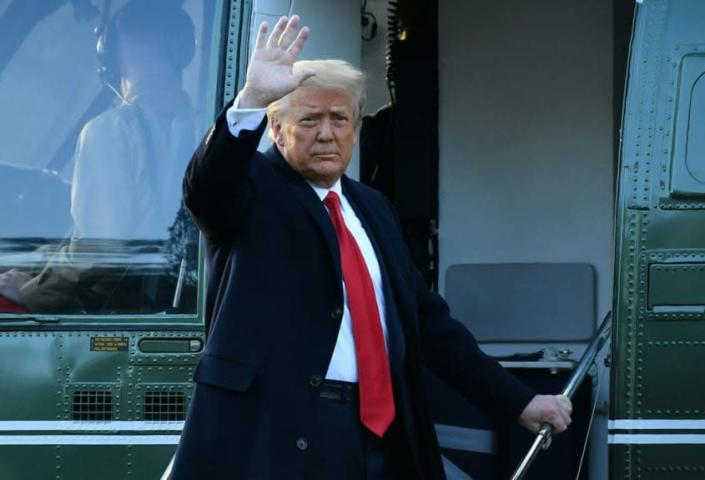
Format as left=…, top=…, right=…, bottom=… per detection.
left=0, top=0, right=219, bottom=316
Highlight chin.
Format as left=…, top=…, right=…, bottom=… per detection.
left=315, top=163, right=343, bottom=177
left=309, top=170, right=343, bottom=188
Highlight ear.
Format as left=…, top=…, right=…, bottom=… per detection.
left=270, top=115, right=286, bottom=147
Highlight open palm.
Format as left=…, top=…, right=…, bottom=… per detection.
left=239, top=15, right=313, bottom=108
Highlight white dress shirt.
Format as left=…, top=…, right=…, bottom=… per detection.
left=226, top=99, right=389, bottom=382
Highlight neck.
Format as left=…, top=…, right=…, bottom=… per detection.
left=310, top=178, right=338, bottom=189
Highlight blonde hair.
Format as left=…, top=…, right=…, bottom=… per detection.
left=267, top=59, right=366, bottom=139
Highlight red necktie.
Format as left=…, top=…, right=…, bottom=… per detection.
left=323, top=191, right=395, bottom=438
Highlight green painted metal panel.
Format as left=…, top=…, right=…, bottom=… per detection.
left=128, top=445, right=183, bottom=478
left=0, top=447, right=57, bottom=479
left=0, top=334, right=62, bottom=420
left=610, top=445, right=705, bottom=479
left=671, top=55, right=705, bottom=198
left=58, top=446, right=132, bottom=479
left=0, top=331, right=198, bottom=477
left=611, top=0, right=705, bottom=478
left=649, top=263, right=705, bottom=309
left=138, top=338, right=197, bottom=353
left=640, top=341, right=705, bottom=415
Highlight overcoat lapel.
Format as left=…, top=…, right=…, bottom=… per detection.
left=264, top=146, right=342, bottom=282
left=341, top=177, right=416, bottom=326
left=341, top=177, right=410, bottom=366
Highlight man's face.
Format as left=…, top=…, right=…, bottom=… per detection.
left=272, top=87, right=357, bottom=188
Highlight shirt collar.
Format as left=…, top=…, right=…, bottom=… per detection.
left=308, top=178, right=344, bottom=205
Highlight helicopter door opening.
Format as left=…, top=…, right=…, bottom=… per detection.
left=360, top=1, right=634, bottom=479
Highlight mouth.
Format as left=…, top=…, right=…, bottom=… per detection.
left=313, top=153, right=339, bottom=159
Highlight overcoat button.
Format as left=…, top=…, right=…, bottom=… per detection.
left=330, top=307, right=343, bottom=319
left=296, top=437, right=308, bottom=450
left=309, top=375, right=322, bottom=388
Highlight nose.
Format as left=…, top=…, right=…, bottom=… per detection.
left=317, top=118, right=334, bottom=141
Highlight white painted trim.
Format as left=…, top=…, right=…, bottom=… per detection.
left=609, top=420, right=705, bottom=430
left=609, top=434, right=705, bottom=445
left=0, top=435, right=181, bottom=445
left=0, top=421, right=183, bottom=432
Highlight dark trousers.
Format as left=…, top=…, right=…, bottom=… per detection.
left=316, top=380, right=412, bottom=480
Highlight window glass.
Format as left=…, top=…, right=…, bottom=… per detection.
left=0, top=0, right=217, bottom=315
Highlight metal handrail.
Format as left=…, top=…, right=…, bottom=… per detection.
left=510, top=311, right=612, bottom=480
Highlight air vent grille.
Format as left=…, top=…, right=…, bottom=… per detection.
left=144, top=391, right=185, bottom=421
left=72, top=391, right=113, bottom=421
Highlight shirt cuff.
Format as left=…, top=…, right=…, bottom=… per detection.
left=226, top=93, right=267, bottom=137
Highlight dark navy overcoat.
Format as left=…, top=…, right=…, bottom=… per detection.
left=171, top=106, right=534, bottom=479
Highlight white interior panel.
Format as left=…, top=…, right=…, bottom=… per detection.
left=438, top=0, right=614, bottom=319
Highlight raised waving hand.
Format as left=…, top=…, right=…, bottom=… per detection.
left=238, top=15, right=314, bottom=109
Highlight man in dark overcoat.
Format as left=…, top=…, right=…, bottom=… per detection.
left=172, top=15, right=572, bottom=479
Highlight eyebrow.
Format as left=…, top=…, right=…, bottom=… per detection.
left=298, top=106, right=351, bottom=114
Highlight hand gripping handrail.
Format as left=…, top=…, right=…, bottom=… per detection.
left=510, top=311, right=612, bottom=480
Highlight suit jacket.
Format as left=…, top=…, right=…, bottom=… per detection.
left=171, top=106, right=535, bottom=479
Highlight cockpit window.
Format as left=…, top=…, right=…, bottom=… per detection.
left=0, top=0, right=217, bottom=316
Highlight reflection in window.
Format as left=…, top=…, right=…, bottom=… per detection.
left=0, top=0, right=216, bottom=315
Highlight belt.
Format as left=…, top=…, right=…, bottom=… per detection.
left=320, top=379, right=359, bottom=405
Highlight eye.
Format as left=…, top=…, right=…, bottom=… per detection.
left=299, top=117, right=317, bottom=126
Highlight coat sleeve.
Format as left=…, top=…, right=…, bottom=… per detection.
left=414, top=266, right=536, bottom=421
left=182, top=103, right=268, bottom=243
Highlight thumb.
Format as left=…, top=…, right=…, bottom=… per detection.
left=293, top=69, right=316, bottom=86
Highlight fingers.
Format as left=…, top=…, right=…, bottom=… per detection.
left=253, top=21, right=269, bottom=50
left=556, top=395, right=573, bottom=430
left=557, top=394, right=573, bottom=416
left=553, top=417, right=568, bottom=433
left=547, top=395, right=572, bottom=433
left=518, top=394, right=573, bottom=450
left=266, top=16, right=289, bottom=48
left=548, top=413, right=568, bottom=434
left=277, top=15, right=300, bottom=50
left=286, top=26, right=310, bottom=58
left=262, top=15, right=308, bottom=54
